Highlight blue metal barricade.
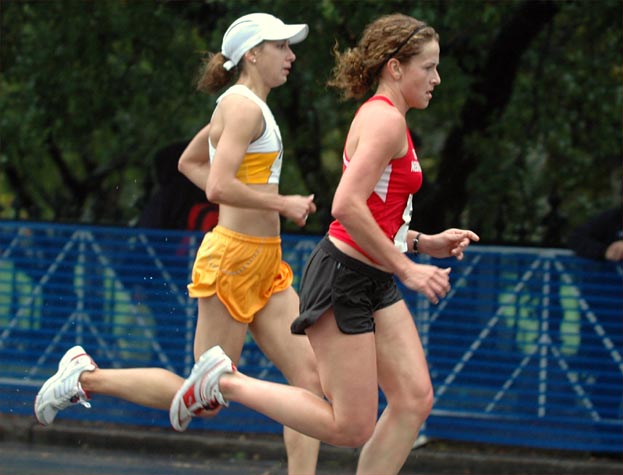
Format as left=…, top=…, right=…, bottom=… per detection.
left=0, top=220, right=620, bottom=453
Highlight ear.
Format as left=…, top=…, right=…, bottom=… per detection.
left=243, top=50, right=257, bottom=64
left=387, top=58, right=402, bottom=79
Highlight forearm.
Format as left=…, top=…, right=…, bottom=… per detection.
left=406, top=230, right=438, bottom=256
left=338, top=204, right=412, bottom=277
left=207, top=178, right=285, bottom=213
left=178, top=123, right=212, bottom=191
left=406, top=228, right=480, bottom=260
left=180, top=161, right=211, bottom=192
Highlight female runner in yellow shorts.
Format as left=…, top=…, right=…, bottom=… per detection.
left=34, top=13, right=322, bottom=475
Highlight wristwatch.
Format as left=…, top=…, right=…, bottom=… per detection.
left=412, top=232, right=421, bottom=255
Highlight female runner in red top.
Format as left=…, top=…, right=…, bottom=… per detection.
left=172, top=14, right=479, bottom=475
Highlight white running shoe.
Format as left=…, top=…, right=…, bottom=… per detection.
left=34, top=345, right=97, bottom=425
left=169, top=345, right=235, bottom=432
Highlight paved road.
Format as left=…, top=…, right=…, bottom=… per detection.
left=1, top=442, right=288, bottom=475
left=2, top=415, right=621, bottom=475
left=3, top=439, right=622, bottom=475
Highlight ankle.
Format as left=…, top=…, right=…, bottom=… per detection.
left=217, top=371, right=238, bottom=400
left=78, top=367, right=97, bottom=390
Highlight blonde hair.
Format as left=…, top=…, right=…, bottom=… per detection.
left=328, top=14, right=439, bottom=100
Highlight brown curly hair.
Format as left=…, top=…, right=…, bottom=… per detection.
left=328, top=14, right=439, bottom=100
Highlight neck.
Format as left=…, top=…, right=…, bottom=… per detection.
left=237, top=75, right=270, bottom=102
left=374, top=84, right=407, bottom=116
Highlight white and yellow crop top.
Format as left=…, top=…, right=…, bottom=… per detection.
left=208, top=84, right=283, bottom=185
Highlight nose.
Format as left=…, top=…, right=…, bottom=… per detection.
left=287, top=44, right=296, bottom=62
left=433, top=68, right=441, bottom=85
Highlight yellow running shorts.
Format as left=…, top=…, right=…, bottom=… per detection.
left=187, top=225, right=293, bottom=324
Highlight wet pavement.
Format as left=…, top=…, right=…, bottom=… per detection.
left=2, top=441, right=285, bottom=475
left=1, top=415, right=620, bottom=475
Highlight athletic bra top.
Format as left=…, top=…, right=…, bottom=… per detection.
left=329, top=95, right=423, bottom=259
left=208, top=85, right=283, bottom=185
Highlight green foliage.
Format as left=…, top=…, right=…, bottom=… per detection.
left=460, top=0, right=622, bottom=243
left=1, top=0, right=210, bottom=223
left=1, top=0, right=620, bottom=246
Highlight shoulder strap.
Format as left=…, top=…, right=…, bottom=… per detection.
left=366, top=95, right=395, bottom=107
left=218, top=85, right=262, bottom=107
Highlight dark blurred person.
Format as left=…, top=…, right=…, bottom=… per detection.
left=568, top=206, right=622, bottom=261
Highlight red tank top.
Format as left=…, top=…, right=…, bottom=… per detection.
left=328, top=95, right=423, bottom=260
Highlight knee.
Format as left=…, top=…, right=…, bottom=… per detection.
left=392, top=382, right=434, bottom=423
left=417, top=385, right=434, bottom=419
left=329, top=416, right=376, bottom=448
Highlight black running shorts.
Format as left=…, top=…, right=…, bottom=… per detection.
left=291, top=236, right=403, bottom=335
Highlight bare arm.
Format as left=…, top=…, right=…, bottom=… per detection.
left=407, top=228, right=480, bottom=260
left=332, top=106, right=413, bottom=275
left=178, top=123, right=212, bottom=191
left=206, top=96, right=315, bottom=226
left=331, top=105, right=448, bottom=303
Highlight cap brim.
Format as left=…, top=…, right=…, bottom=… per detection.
left=264, top=24, right=308, bottom=45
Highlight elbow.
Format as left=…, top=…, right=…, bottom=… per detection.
left=177, top=156, right=189, bottom=176
left=331, top=199, right=356, bottom=227
left=205, top=185, right=218, bottom=203
left=205, top=180, right=223, bottom=204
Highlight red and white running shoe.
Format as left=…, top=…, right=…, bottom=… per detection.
left=34, top=346, right=97, bottom=425
left=169, top=345, right=235, bottom=432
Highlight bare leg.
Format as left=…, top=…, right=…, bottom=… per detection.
left=197, top=292, right=320, bottom=473
left=356, top=301, right=433, bottom=475
left=250, top=287, right=321, bottom=475
left=80, top=295, right=248, bottom=413
left=282, top=428, right=320, bottom=475
left=80, top=367, right=183, bottom=410
left=219, top=310, right=379, bottom=448
left=194, top=296, right=249, bottom=362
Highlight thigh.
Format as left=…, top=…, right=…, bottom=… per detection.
left=250, top=287, right=320, bottom=391
left=374, top=300, right=432, bottom=401
left=194, top=295, right=249, bottom=364
left=306, top=309, right=379, bottom=421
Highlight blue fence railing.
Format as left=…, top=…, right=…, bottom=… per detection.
left=0, top=220, right=621, bottom=453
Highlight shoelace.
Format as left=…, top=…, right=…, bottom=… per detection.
left=72, top=386, right=92, bottom=408
left=204, top=385, right=225, bottom=408
left=199, top=360, right=234, bottom=408
left=56, top=383, right=91, bottom=410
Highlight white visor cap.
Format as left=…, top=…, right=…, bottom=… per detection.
left=221, top=13, right=309, bottom=71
